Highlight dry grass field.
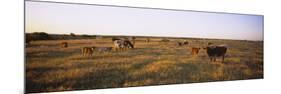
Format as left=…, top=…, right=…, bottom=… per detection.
left=25, top=37, right=263, bottom=93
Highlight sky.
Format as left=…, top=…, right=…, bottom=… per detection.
left=25, top=1, right=263, bottom=41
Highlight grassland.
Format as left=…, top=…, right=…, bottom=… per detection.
left=25, top=37, right=263, bottom=93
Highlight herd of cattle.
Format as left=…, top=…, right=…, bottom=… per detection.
left=60, top=38, right=228, bottom=63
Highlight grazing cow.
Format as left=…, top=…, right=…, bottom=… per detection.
left=124, top=40, right=134, bottom=48
left=61, top=42, right=68, bottom=48
left=177, top=42, right=183, bottom=46
left=206, top=45, right=227, bottom=63
left=191, top=47, right=201, bottom=55
left=183, top=41, right=189, bottom=45
left=96, top=47, right=113, bottom=52
left=114, top=40, right=134, bottom=51
left=177, top=41, right=189, bottom=47
left=81, top=47, right=96, bottom=56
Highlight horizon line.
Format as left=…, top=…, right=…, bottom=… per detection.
left=25, top=32, right=264, bottom=41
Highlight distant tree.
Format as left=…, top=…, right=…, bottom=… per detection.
left=70, top=33, right=76, bottom=37
left=82, top=34, right=91, bottom=37
left=31, top=32, right=50, bottom=40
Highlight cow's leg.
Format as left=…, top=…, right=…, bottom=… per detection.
left=214, top=56, right=216, bottom=62
left=209, top=56, right=213, bottom=62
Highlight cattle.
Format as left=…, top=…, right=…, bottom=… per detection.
left=206, top=45, right=227, bottom=63
left=114, top=39, right=134, bottom=51
left=177, top=41, right=189, bottom=47
left=61, top=42, right=68, bottom=48
left=124, top=40, right=134, bottom=49
left=191, top=47, right=201, bottom=55
left=81, top=47, right=96, bottom=56
left=183, top=41, right=189, bottom=45
left=177, top=42, right=183, bottom=46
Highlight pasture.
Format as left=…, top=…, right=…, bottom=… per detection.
left=25, top=37, right=263, bottom=93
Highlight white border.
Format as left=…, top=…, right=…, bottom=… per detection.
left=1, top=0, right=281, bottom=94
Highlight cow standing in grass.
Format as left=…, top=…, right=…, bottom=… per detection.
left=177, top=41, right=189, bottom=47
left=114, top=39, right=134, bottom=51
left=183, top=41, right=189, bottom=45
left=206, top=45, right=227, bottom=63
left=177, top=42, right=183, bottom=46
left=61, top=42, right=68, bottom=48
left=191, top=47, right=201, bottom=55
left=81, top=47, right=96, bottom=56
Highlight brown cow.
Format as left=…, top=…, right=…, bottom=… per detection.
left=81, top=47, right=96, bottom=56
left=191, top=47, right=201, bottom=55
left=61, top=42, right=68, bottom=48
left=206, top=45, right=227, bottom=63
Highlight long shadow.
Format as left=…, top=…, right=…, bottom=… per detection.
left=26, top=55, right=158, bottom=93
left=26, top=66, right=68, bottom=93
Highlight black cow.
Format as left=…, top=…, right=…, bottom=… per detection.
left=206, top=45, right=227, bottom=63
left=183, top=41, right=189, bottom=45
left=177, top=42, right=183, bottom=46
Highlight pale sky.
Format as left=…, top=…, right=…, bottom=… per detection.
left=25, top=1, right=263, bottom=40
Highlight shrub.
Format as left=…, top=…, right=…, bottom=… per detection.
left=70, top=33, right=76, bottom=37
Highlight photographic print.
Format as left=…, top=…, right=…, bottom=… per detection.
left=25, top=1, right=263, bottom=93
